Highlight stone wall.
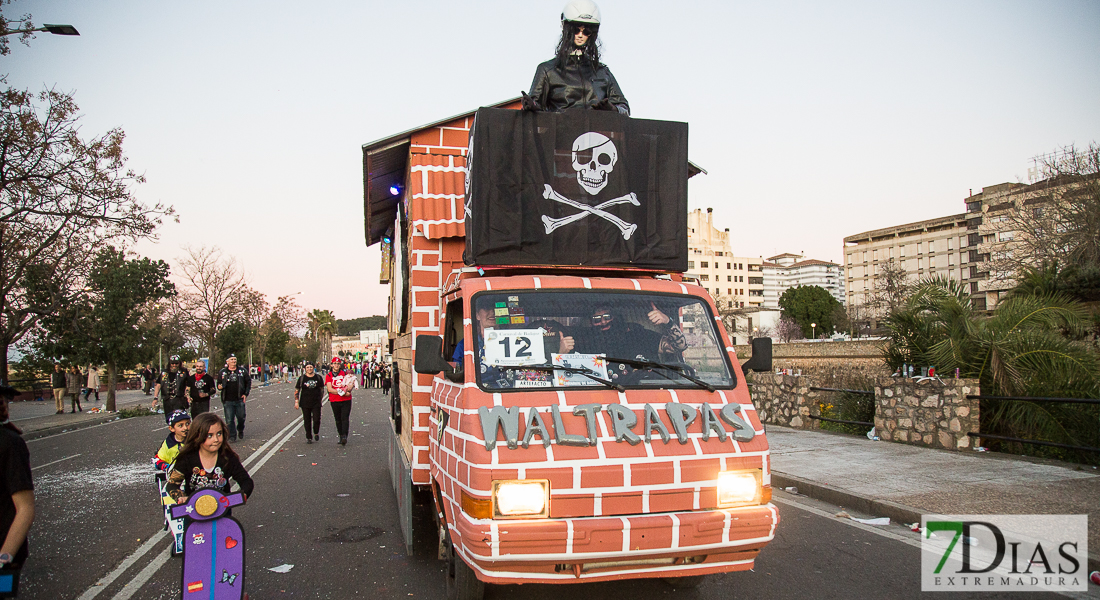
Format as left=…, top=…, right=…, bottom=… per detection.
left=874, top=378, right=980, bottom=450
left=736, top=339, right=891, bottom=379
left=748, top=372, right=981, bottom=451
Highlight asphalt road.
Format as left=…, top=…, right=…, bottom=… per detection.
left=17, top=384, right=1091, bottom=599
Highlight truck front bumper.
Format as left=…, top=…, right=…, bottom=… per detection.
left=451, top=503, right=779, bottom=584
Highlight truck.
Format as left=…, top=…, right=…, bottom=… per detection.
left=362, top=101, right=777, bottom=599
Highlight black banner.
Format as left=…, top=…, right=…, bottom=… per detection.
left=464, top=108, right=688, bottom=271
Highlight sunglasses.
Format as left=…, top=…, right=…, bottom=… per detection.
left=591, top=313, right=613, bottom=324
left=571, top=23, right=597, bottom=35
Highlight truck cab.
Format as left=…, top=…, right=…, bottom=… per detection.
left=364, top=103, right=776, bottom=598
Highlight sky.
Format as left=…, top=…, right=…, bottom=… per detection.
left=5, top=0, right=1099, bottom=320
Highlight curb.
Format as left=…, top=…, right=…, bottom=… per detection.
left=771, top=472, right=1100, bottom=575
left=22, top=414, right=128, bottom=441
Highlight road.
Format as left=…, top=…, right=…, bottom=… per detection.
left=17, top=384, right=1091, bottom=599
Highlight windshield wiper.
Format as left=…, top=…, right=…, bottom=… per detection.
left=492, top=364, right=624, bottom=392
left=602, top=357, right=717, bottom=392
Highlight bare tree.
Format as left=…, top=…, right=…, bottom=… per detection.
left=0, top=1, right=36, bottom=57
left=990, top=143, right=1100, bottom=282
left=0, top=87, right=172, bottom=379
left=174, top=246, right=248, bottom=368
left=865, top=258, right=913, bottom=323
left=776, top=316, right=801, bottom=343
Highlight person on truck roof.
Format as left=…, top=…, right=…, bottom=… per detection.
left=575, top=302, right=688, bottom=376
left=523, top=0, right=630, bottom=116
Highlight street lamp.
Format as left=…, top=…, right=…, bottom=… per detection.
left=3, top=24, right=80, bottom=37
left=811, top=322, right=817, bottom=340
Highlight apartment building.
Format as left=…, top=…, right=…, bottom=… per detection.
left=761, top=253, right=846, bottom=307
left=843, top=214, right=969, bottom=310
left=686, top=208, right=765, bottom=309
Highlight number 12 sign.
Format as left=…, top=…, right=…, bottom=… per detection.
left=483, top=328, right=547, bottom=367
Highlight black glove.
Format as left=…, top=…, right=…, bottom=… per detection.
left=520, top=91, right=539, bottom=112
left=593, top=97, right=615, bottom=112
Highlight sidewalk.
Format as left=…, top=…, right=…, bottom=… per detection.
left=9, top=388, right=159, bottom=440
left=767, top=425, right=1100, bottom=572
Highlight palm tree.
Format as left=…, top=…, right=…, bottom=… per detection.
left=883, top=277, right=1100, bottom=457
left=307, top=309, right=337, bottom=363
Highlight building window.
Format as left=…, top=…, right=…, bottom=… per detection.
left=947, top=238, right=953, bottom=251
left=688, top=261, right=694, bottom=268
left=739, top=263, right=743, bottom=270
left=728, top=288, right=732, bottom=295
left=715, top=251, right=723, bottom=256
left=727, top=263, right=731, bottom=269
left=701, top=274, right=709, bottom=281
left=701, top=261, right=709, bottom=268
left=727, top=275, right=732, bottom=282
left=998, top=231, right=1015, bottom=242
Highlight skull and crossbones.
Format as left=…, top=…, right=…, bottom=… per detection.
left=541, top=132, right=639, bottom=240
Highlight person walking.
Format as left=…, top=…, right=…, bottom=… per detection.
left=216, top=355, right=251, bottom=442
left=141, top=364, right=155, bottom=395
left=324, top=357, right=354, bottom=445
left=153, top=356, right=189, bottom=424
left=381, top=365, right=392, bottom=396
left=184, top=362, right=216, bottom=418
left=0, top=382, right=35, bottom=578
left=50, top=364, right=66, bottom=415
left=294, top=363, right=324, bottom=443
left=82, top=365, right=101, bottom=408
left=65, top=366, right=82, bottom=413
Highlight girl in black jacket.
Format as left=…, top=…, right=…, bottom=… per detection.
left=165, top=413, right=253, bottom=504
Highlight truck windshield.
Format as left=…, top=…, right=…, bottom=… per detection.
left=469, top=291, right=735, bottom=391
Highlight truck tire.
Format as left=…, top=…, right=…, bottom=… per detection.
left=445, top=540, right=485, bottom=600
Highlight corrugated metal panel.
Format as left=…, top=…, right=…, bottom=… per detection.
left=409, top=151, right=467, bottom=240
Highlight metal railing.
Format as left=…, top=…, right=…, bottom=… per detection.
left=966, top=394, right=1100, bottom=455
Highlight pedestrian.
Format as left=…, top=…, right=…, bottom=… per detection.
left=184, top=362, right=216, bottom=419
left=153, top=410, right=192, bottom=471
left=65, top=365, right=82, bottom=413
left=0, top=382, right=35, bottom=579
left=294, top=363, right=324, bottom=444
left=164, top=413, right=253, bottom=506
left=50, top=364, right=66, bottom=415
left=281, top=364, right=289, bottom=383
left=381, top=366, right=391, bottom=396
left=153, top=356, right=189, bottom=424
left=141, top=364, right=155, bottom=395
left=82, top=365, right=101, bottom=407
left=324, top=357, right=354, bottom=445
left=216, top=354, right=250, bottom=442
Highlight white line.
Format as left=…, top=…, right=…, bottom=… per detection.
left=108, top=546, right=172, bottom=600
left=31, top=453, right=81, bottom=470
left=74, top=532, right=168, bottom=600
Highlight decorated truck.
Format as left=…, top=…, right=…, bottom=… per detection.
left=362, top=102, right=776, bottom=598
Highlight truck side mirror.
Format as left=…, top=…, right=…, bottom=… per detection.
left=414, top=335, right=463, bottom=383
left=741, top=337, right=772, bottom=372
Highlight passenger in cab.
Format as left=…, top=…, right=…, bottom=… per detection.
left=575, top=302, right=687, bottom=364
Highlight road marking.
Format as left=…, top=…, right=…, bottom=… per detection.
left=31, top=453, right=82, bottom=470
left=74, top=531, right=168, bottom=600
left=109, top=546, right=172, bottom=600
left=76, top=403, right=305, bottom=600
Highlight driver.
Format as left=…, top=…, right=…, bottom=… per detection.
left=524, top=0, right=630, bottom=116
left=575, top=302, right=687, bottom=368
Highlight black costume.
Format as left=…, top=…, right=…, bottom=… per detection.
left=0, top=425, right=32, bottom=567
left=295, top=373, right=325, bottom=441
left=184, top=372, right=216, bottom=418
left=528, top=55, right=629, bottom=116
left=156, top=368, right=190, bottom=424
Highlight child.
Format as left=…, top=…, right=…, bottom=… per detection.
left=153, top=410, right=192, bottom=471
left=165, top=413, right=253, bottom=505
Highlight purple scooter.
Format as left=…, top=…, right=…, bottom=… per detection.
left=170, top=489, right=247, bottom=600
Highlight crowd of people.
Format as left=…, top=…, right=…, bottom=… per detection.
left=48, top=364, right=102, bottom=414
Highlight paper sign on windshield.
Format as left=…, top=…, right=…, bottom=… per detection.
left=483, top=328, right=547, bottom=366
left=552, top=354, right=609, bottom=387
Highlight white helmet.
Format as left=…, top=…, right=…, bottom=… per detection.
left=562, top=0, right=601, bottom=24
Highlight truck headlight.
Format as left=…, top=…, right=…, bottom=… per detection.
left=492, top=479, right=550, bottom=519
left=717, top=470, right=762, bottom=507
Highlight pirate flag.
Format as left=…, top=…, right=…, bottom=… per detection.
left=464, top=108, right=688, bottom=271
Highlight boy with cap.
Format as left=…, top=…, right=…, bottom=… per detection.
left=153, top=410, right=192, bottom=471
